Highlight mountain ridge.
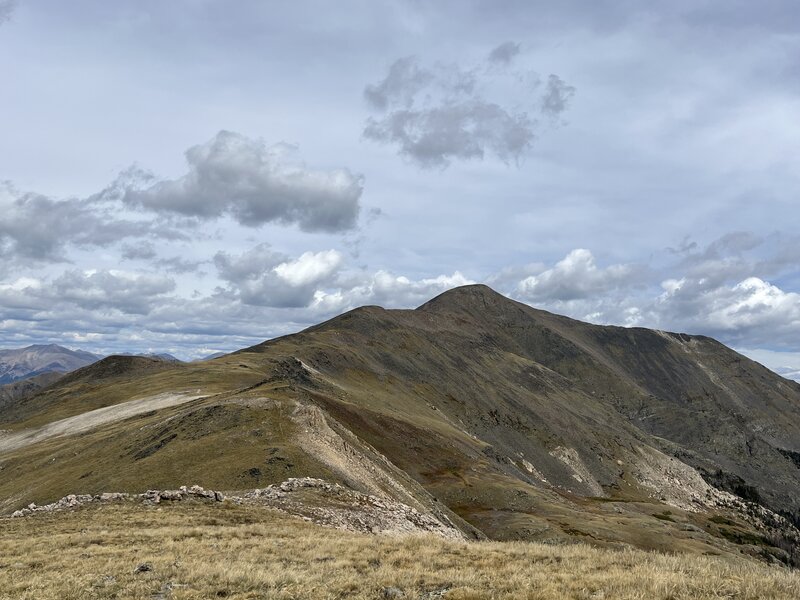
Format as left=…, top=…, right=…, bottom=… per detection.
left=0, top=344, right=100, bottom=384
left=1, top=285, right=799, bottom=566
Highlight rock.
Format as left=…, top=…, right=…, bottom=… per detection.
left=382, top=587, right=405, bottom=598
left=159, top=490, right=184, bottom=501
left=133, top=562, right=153, bottom=574
left=99, top=492, right=128, bottom=502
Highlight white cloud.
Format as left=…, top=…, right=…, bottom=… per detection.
left=214, top=246, right=344, bottom=309
left=274, top=250, right=343, bottom=287
left=516, top=249, right=638, bottom=302
left=312, top=269, right=474, bottom=313
left=656, top=275, right=800, bottom=344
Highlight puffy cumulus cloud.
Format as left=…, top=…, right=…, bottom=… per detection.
left=516, top=249, right=640, bottom=302
left=363, top=51, right=575, bottom=168
left=0, top=182, right=182, bottom=265
left=0, top=246, right=475, bottom=359
left=655, top=276, right=800, bottom=346
left=274, top=250, right=343, bottom=287
left=214, top=243, right=284, bottom=284
left=311, top=270, right=474, bottom=313
left=500, top=235, right=800, bottom=348
left=123, top=131, right=363, bottom=232
left=215, top=245, right=344, bottom=308
left=501, top=237, right=800, bottom=353
left=214, top=241, right=472, bottom=312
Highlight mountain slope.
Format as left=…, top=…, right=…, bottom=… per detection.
left=0, top=372, right=64, bottom=413
left=0, top=344, right=99, bottom=384
left=1, top=285, right=799, bottom=566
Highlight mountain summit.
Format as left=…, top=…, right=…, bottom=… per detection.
left=1, top=285, right=799, bottom=566
left=0, top=344, right=99, bottom=384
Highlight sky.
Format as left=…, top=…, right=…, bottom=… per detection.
left=0, top=1, right=799, bottom=379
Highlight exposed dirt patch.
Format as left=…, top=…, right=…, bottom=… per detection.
left=0, top=392, right=205, bottom=454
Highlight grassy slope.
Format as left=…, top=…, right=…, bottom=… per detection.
left=1, top=285, right=799, bottom=566
left=1, top=501, right=798, bottom=600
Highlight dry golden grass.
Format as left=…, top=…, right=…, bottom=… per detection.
left=0, top=501, right=798, bottom=600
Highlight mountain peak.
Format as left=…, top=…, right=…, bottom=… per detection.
left=416, top=284, right=511, bottom=312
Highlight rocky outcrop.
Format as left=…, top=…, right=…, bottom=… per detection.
left=245, top=477, right=465, bottom=539
left=7, top=478, right=463, bottom=539
left=10, top=484, right=224, bottom=517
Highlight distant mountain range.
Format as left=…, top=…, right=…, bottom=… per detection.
left=0, top=346, right=189, bottom=386
left=0, top=344, right=100, bottom=385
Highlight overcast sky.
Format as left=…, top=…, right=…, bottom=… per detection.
left=1, top=1, right=799, bottom=379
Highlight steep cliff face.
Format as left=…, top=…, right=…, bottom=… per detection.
left=1, top=285, right=799, bottom=564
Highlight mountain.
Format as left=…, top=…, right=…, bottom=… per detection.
left=196, top=352, right=228, bottom=361
left=1, top=285, right=799, bottom=566
left=0, top=344, right=100, bottom=384
left=0, top=371, right=64, bottom=412
left=125, top=352, right=183, bottom=363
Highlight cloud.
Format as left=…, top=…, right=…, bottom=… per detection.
left=274, top=250, right=343, bottom=287
left=154, top=256, right=205, bottom=274
left=363, top=56, right=437, bottom=111
left=516, top=249, right=639, bottom=302
left=123, top=130, right=363, bottom=232
left=121, top=241, right=157, bottom=261
left=656, top=276, right=800, bottom=346
left=0, top=1, right=15, bottom=25
left=540, top=75, right=577, bottom=120
left=487, top=41, right=521, bottom=65
left=51, top=270, right=176, bottom=315
left=0, top=182, right=184, bottom=265
left=312, top=270, right=474, bottom=313
left=501, top=237, right=800, bottom=351
left=215, top=245, right=343, bottom=308
left=363, top=53, right=575, bottom=168
left=213, top=243, right=285, bottom=284
left=213, top=241, right=475, bottom=312
left=668, top=232, right=800, bottom=288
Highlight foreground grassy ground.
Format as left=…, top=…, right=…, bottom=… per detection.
left=0, top=501, right=798, bottom=600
